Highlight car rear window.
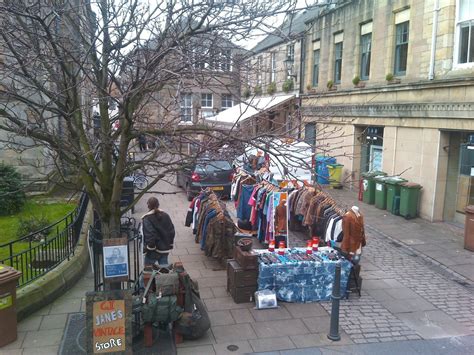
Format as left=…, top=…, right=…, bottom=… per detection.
left=196, top=161, right=232, bottom=172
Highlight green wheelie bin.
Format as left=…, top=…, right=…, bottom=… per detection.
left=399, top=182, right=422, bottom=219
left=374, top=176, right=390, bottom=209
left=385, top=177, right=408, bottom=215
left=362, top=171, right=386, bottom=205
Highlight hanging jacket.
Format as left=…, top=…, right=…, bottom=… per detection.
left=341, top=210, right=366, bottom=255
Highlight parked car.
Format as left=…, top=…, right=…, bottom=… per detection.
left=177, top=159, right=234, bottom=201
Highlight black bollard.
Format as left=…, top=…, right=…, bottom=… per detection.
left=327, top=262, right=342, bottom=341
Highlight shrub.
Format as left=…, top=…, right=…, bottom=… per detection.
left=385, top=73, right=394, bottom=82
left=352, top=75, right=361, bottom=85
left=0, top=163, right=26, bottom=215
left=267, top=82, right=277, bottom=95
left=17, top=215, right=51, bottom=241
left=327, top=80, right=334, bottom=89
left=254, top=85, right=262, bottom=96
left=282, top=79, right=294, bottom=93
left=306, top=84, right=312, bottom=91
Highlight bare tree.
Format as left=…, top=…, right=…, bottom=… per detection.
left=0, top=0, right=319, bottom=239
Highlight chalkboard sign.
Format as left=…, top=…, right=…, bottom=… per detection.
left=86, top=290, right=132, bottom=354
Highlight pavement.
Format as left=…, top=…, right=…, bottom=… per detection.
left=1, top=179, right=474, bottom=355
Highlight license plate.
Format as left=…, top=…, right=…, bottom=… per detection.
left=211, top=186, right=224, bottom=191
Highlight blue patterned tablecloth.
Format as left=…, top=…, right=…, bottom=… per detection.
left=258, top=255, right=352, bottom=303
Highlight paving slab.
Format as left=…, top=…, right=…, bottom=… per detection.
left=250, top=306, right=293, bottom=322
left=17, top=315, right=42, bottom=332
left=205, top=296, right=253, bottom=311
left=48, top=297, right=82, bottom=315
left=177, top=344, right=216, bottom=354
left=283, top=302, right=328, bottom=318
left=21, top=328, right=63, bottom=348
left=0, top=349, right=23, bottom=355
left=212, top=340, right=253, bottom=354
left=22, top=346, right=60, bottom=355
left=290, top=332, right=353, bottom=348
left=249, top=336, right=296, bottom=353
left=231, top=308, right=255, bottom=323
left=252, top=319, right=310, bottom=338
left=301, top=316, right=331, bottom=334
left=212, top=323, right=258, bottom=343
left=39, top=313, right=68, bottom=330
left=208, top=310, right=236, bottom=326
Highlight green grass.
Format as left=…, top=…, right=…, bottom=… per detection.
left=0, top=199, right=76, bottom=266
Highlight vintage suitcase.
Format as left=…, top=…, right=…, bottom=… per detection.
left=228, top=285, right=257, bottom=304
left=233, top=246, right=258, bottom=270
left=227, top=259, right=258, bottom=290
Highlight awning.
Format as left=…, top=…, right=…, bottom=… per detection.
left=205, top=94, right=295, bottom=127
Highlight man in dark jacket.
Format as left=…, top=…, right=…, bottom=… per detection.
left=142, top=197, right=175, bottom=266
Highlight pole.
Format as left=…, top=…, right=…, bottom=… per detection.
left=327, top=262, right=342, bottom=341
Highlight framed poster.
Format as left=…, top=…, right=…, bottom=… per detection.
left=103, top=238, right=129, bottom=281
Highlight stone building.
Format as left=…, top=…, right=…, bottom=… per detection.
left=239, top=7, right=321, bottom=137
left=300, top=0, right=474, bottom=224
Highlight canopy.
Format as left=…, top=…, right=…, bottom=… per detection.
left=205, top=94, right=295, bottom=127
left=234, top=138, right=313, bottom=183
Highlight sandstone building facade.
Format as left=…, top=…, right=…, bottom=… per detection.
left=298, top=0, right=473, bottom=224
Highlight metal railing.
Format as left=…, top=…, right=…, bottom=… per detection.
left=0, top=191, right=89, bottom=287
left=88, top=216, right=143, bottom=291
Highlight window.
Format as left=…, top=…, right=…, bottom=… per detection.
left=221, top=49, right=232, bottom=71
left=312, top=49, right=320, bottom=86
left=201, top=93, right=213, bottom=108
left=334, top=42, right=343, bottom=84
left=360, top=32, right=371, bottom=80
left=221, top=94, right=233, bottom=109
left=456, top=0, right=474, bottom=64
left=304, top=123, right=316, bottom=146
left=394, top=21, right=409, bottom=75
left=180, top=94, right=192, bottom=122
left=270, top=52, right=276, bottom=82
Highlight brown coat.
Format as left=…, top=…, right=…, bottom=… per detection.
left=341, top=210, right=366, bottom=254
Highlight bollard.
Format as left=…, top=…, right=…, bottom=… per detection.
left=327, top=262, right=341, bottom=341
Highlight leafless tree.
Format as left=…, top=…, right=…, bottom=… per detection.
left=1, top=0, right=329, bottom=239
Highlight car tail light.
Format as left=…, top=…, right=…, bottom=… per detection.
left=229, top=172, right=234, bottom=181
left=191, top=172, right=201, bottom=182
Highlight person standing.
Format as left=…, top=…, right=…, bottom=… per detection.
left=142, top=197, right=175, bottom=266
left=138, top=133, right=147, bottom=152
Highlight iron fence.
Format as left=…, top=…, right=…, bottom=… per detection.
left=0, top=191, right=89, bottom=287
left=89, top=216, right=143, bottom=291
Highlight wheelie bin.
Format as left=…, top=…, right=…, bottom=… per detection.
left=399, top=182, right=422, bottom=219
left=316, top=156, right=336, bottom=185
left=385, top=177, right=408, bottom=215
left=361, top=171, right=386, bottom=205
left=0, top=266, right=22, bottom=347
left=374, top=176, right=390, bottom=209
left=327, top=164, right=344, bottom=188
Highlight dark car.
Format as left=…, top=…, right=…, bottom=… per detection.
left=177, top=159, right=234, bottom=201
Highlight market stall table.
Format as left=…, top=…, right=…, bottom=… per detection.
left=256, top=248, right=352, bottom=303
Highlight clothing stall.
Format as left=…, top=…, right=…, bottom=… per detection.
left=185, top=190, right=236, bottom=261
left=228, top=180, right=365, bottom=303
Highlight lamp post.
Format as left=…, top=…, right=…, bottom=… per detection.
left=283, top=57, right=297, bottom=82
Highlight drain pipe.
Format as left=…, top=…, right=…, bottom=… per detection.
left=428, top=0, right=440, bottom=80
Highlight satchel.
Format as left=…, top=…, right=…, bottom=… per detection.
left=155, top=267, right=179, bottom=296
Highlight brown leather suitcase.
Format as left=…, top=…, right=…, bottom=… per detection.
left=227, top=259, right=258, bottom=290
left=228, top=285, right=257, bottom=304
left=233, top=246, right=258, bottom=270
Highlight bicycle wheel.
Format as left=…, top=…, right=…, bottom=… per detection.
left=134, top=174, right=148, bottom=190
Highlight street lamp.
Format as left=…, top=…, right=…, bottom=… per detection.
left=283, top=57, right=297, bottom=81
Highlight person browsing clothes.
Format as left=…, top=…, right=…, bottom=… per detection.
left=142, top=197, right=175, bottom=266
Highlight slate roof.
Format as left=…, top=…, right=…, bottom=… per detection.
left=250, top=6, right=321, bottom=54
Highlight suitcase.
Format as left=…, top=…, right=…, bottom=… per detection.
left=228, top=284, right=257, bottom=304
left=227, top=259, right=258, bottom=290
left=233, top=246, right=258, bottom=270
